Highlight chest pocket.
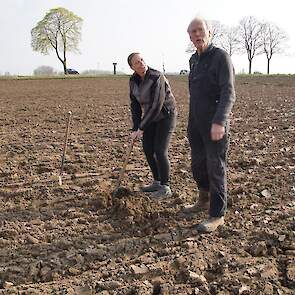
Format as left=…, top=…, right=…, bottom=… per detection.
left=192, top=61, right=219, bottom=94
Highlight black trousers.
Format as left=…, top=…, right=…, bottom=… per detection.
left=142, top=113, right=176, bottom=186
left=187, top=122, right=229, bottom=217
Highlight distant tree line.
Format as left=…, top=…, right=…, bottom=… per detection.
left=33, top=65, right=57, bottom=76
left=30, top=8, right=288, bottom=76
left=33, top=66, right=126, bottom=76
left=186, top=16, right=288, bottom=74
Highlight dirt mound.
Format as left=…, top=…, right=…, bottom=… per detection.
left=0, top=76, right=294, bottom=294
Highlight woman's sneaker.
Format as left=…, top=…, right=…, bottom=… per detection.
left=141, top=180, right=162, bottom=192
left=152, top=185, right=172, bottom=198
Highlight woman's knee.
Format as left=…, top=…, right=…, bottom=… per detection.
left=155, top=149, right=168, bottom=163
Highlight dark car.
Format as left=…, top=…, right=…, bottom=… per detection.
left=180, top=69, right=189, bottom=75
left=66, top=68, right=79, bottom=74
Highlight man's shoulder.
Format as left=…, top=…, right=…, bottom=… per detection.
left=189, top=52, right=197, bottom=61
left=209, top=46, right=234, bottom=68
left=211, top=47, right=234, bottom=73
left=212, top=46, right=230, bottom=58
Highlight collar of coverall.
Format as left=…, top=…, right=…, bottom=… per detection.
left=195, top=43, right=214, bottom=57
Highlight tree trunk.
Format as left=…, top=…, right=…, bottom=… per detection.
left=63, top=62, right=67, bottom=75
left=63, top=44, right=67, bottom=75
left=54, top=46, right=67, bottom=74
left=248, top=59, right=252, bottom=74
left=267, top=58, right=270, bottom=75
left=54, top=47, right=66, bottom=74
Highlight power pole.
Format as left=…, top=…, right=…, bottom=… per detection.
left=162, top=53, right=165, bottom=74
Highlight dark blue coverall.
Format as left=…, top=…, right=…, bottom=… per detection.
left=187, top=44, right=236, bottom=217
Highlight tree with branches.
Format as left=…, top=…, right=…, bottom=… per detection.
left=218, top=25, right=241, bottom=56
left=210, top=20, right=225, bottom=46
left=238, top=16, right=263, bottom=74
left=31, top=7, right=83, bottom=74
left=261, top=22, right=288, bottom=74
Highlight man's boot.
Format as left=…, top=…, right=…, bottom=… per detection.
left=196, top=216, right=224, bottom=233
left=182, top=190, right=210, bottom=214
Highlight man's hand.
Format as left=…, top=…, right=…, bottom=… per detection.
left=211, top=123, right=225, bottom=141
left=131, top=129, right=143, bottom=140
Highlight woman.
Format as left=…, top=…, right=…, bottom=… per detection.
left=127, top=52, right=177, bottom=197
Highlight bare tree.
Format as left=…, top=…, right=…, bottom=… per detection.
left=239, top=16, right=263, bottom=74
left=31, top=7, right=83, bottom=74
left=218, top=25, right=241, bottom=56
left=261, top=22, right=288, bottom=74
left=210, top=20, right=225, bottom=46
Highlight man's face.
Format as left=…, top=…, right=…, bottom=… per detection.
left=188, top=20, right=211, bottom=53
left=130, top=54, right=147, bottom=76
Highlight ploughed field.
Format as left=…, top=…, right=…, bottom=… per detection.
left=0, top=75, right=294, bottom=294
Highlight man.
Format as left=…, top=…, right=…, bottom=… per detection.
left=183, top=16, right=236, bottom=233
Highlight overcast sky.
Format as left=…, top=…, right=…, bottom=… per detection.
left=1, top=0, right=294, bottom=75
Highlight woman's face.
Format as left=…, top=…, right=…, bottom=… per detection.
left=130, top=54, right=147, bottom=77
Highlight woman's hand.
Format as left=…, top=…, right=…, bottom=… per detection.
left=211, top=123, right=225, bottom=141
left=131, top=129, right=143, bottom=140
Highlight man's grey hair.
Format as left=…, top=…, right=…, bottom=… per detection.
left=187, top=16, right=212, bottom=33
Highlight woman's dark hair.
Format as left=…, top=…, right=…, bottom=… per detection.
left=127, top=52, right=140, bottom=67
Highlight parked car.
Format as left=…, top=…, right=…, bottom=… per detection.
left=179, top=69, right=189, bottom=75
left=66, top=68, right=79, bottom=75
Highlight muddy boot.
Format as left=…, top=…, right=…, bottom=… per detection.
left=141, top=180, right=162, bottom=192
left=182, top=190, right=210, bottom=214
left=151, top=185, right=172, bottom=198
left=197, top=216, right=224, bottom=233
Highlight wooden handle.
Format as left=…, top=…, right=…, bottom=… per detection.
left=113, top=139, right=134, bottom=192
left=59, top=111, right=72, bottom=184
